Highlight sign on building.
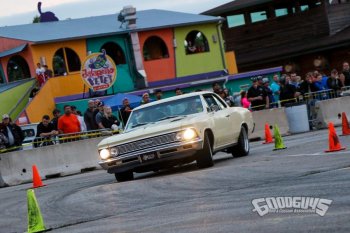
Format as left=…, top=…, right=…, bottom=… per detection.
left=81, top=49, right=117, bottom=91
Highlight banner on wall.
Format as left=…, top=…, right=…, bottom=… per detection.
left=81, top=49, right=117, bottom=91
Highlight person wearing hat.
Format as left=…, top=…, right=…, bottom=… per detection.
left=247, top=77, right=268, bottom=111
left=141, top=93, right=151, bottom=105
left=262, top=78, right=276, bottom=108
left=0, top=114, right=24, bottom=151
left=95, top=101, right=106, bottom=129
left=278, top=76, right=298, bottom=107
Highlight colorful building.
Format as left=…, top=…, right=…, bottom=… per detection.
left=0, top=7, right=239, bottom=122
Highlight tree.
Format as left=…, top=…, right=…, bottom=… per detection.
left=32, top=15, right=40, bottom=23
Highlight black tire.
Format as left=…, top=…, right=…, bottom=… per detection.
left=196, top=132, right=214, bottom=168
left=114, top=171, right=134, bottom=182
left=232, top=126, right=250, bottom=157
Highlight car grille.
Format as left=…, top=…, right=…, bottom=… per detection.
left=117, top=132, right=178, bottom=155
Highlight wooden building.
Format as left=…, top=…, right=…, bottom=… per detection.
left=203, top=0, right=350, bottom=76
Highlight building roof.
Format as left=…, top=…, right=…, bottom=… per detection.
left=202, top=0, right=273, bottom=16
left=0, top=9, right=221, bottom=44
left=0, top=43, right=27, bottom=58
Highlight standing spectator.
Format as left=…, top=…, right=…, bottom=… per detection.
left=247, top=77, right=268, bottom=111
left=71, top=106, right=87, bottom=132
left=270, top=74, right=280, bottom=104
left=262, top=78, right=276, bottom=108
left=43, top=65, right=53, bottom=78
left=339, top=73, right=346, bottom=88
left=119, top=98, right=133, bottom=127
left=29, top=86, right=40, bottom=102
left=58, top=105, right=81, bottom=134
left=95, top=102, right=105, bottom=129
left=223, top=88, right=235, bottom=106
left=327, top=69, right=343, bottom=97
left=155, top=89, right=163, bottom=101
left=342, top=61, right=350, bottom=87
left=84, top=100, right=98, bottom=131
left=141, top=93, right=151, bottom=105
left=35, top=115, right=58, bottom=147
left=0, top=114, right=24, bottom=151
left=218, top=89, right=234, bottom=107
left=0, top=130, right=8, bottom=152
left=279, top=77, right=297, bottom=107
left=314, top=73, right=326, bottom=92
left=289, top=73, right=300, bottom=89
left=35, top=63, right=45, bottom=87
left=212, top=82, right=221, bottom=95
left=298, top=72, right=319, bottom=97
left=51, top=109, right=61, bottom=131
left=101, top=106, right=120, bottom=130
left=175, top=88, right=183, bottom=95
left=240, top=91, right=250, bottom=109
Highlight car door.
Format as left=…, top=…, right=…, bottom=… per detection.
left=212, top=94, right=241, bottom=144
left=203, top=94, right=233, bottom=148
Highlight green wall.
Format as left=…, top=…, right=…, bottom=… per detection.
left=0, top=79, right=35, bottom=120
left=87, top=35, right=135, bottom=93
left=174, top=23, right=226, bottom=77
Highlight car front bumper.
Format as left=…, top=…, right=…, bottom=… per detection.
left=99, top=138, right=203, bottom=174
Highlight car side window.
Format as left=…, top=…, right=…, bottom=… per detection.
left=213, top=95, right=227, bottom=109
left=204, top=95, right=222, bottom=111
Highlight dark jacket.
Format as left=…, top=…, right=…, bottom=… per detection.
left=0, top=123, right=24, bottom=148
left=101, top=115, right=120, bottom=129
left=84, top=108, right=98, bottom=131
left=298, top=81, right=319, bottom=96
left=119, top=105, right=132, bottom=126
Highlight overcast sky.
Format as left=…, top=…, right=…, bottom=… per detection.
left=0, top=0, right=231, bottom=27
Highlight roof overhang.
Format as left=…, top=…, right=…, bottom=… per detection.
left=0, top=43, right=27, bottom=58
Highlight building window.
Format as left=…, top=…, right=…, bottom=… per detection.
left=143, top=36, right=169, bottom=61
left=0, top=66, right=4, bottom=84
left=101, top=42, right=126, bottom=65
left=52, top=47, right=81, bottom=76
left=227, top=14, right=245, bottom=28
left=184, top=31, right=210, bottom=55
left=250, top=11, right=268, bottom=23
left=275, top=8, right=289, bottom=17
left=7, top=55, right=31, bottom=82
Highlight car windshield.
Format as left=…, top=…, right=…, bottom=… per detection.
left=125, top=96, right=204, bottom=131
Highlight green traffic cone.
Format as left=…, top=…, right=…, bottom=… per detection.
left=273, top=124, right=287, bottom=151
left=27, top=189, right=47, bottom=233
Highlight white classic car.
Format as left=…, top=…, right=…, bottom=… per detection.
left=98, top=91, right=254, bottom=182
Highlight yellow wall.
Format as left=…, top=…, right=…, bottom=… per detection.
left=26, top=40, right=88, bottom=122
left=225, top=51, right=238, bottom=75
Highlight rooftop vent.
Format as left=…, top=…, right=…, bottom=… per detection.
left=118, top=6, right=137, bottom=29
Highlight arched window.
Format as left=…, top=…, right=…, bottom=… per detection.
left=101, top=42, right=126, bottom=65
left=52, top=47, right=81, bottom=76
left=7, top=55, right=31, bottom=82
left=143, top=36, right=169, bottom=61
left=184, top=31, right=210, bottom=55
left=0, top=66, right=4, bottom=84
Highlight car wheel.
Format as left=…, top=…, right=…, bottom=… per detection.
left=114, top=171, right=134, bottom=182
left=232, top=126, right=249, bottom=157
left=196, top=132, right=214, bottom=168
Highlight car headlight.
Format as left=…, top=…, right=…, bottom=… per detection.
left=99, top=149, right=111, bottom=160
left=176, top=128, right=198, bottom=141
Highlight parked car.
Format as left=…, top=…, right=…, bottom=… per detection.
left=20, top=123, right=38, bottom=150
left=97, top=91, right=255, bottom=182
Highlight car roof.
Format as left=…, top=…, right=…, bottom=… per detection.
left=135, top=91, right=213, bottom=110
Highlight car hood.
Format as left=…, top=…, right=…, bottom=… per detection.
left=98, top=114, right=205, bottom=148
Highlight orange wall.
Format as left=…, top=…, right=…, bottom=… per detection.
left=26, top=73, right=86, bottom=122
left=138, top=29, right=176, bottom=82
left=0, top=38, right=35, bottom=81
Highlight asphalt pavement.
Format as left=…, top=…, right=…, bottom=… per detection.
left=1, top=128, right=350, bottom=233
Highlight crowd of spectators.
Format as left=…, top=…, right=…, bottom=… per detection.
left=245, top=62, right=350, bottom=111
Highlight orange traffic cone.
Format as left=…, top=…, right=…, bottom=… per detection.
left=341, top=112, right=350, bottom=136
left=263, top=123, right=273, bottom=144
left=325, top=122, right=346, bottom=153
left=32, top=165, right=45, bottom=189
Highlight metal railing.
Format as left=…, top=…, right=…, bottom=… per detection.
left=0, top=129, right=120, bottom=154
